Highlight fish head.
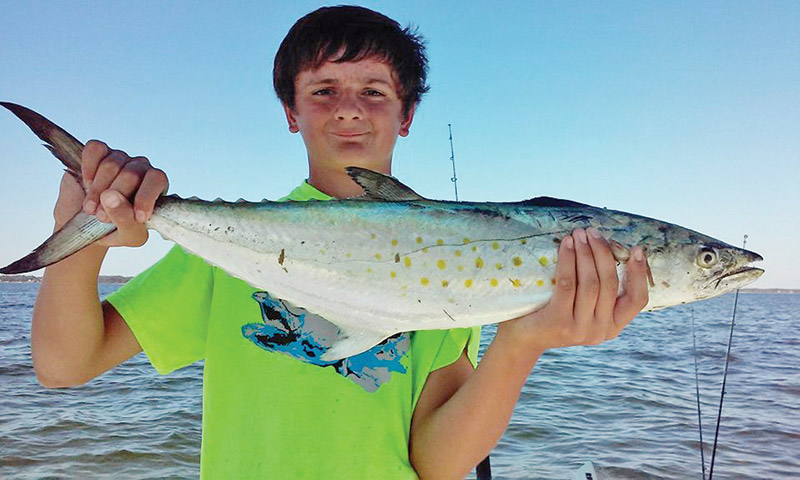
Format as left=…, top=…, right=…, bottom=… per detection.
left=641, top=239, right=763, bottom=311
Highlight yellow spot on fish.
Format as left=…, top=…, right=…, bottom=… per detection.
left=346, top=253, right=351, bottom=258
left=441, top=280, right=449, bottom=287
left=319, top=249, right=326, bottom=254
left=457, top=266, right=464, bottom=271
left=490, top=278, right=499, bottom=287
left=495, top=263, right=503, bottom=270
left=370, top=233, right=376, bottom=239
left=539, top=256, right=548, bottom=267
left=520, top=239, right=527, bottom=245
left=437, top=239, right=444, bottom=246
left=375, top=253, right=382, bottom=260
left=416, top=236, right=423, bottom=244
left=437, top=259, right=447, bottom=270
left=390, top=271, right=397, bottom=278
left=471, top=245, right=478, bottom=252
left=455, top=250, right=462, bottom=257
left=464, top=279, right=473, bottom=288
left=462, top=237, right=470, bottom=244
left=475, top=257, right=484, bottom=269
left=512, top=256, right=523, bottom=267
left=366, top=268, right=372, bottom=273
left=421, top=277, right=429, bottom=286
left=492, top=242, right=500, bottom=250
left=391, top=239, right=398, bottom=246
left=510, top=279, right=522, bottom=287
left=404, top=257, right=412, bottom=267
left=536, top=279, right=545, bottom=287
left=422, top=247, right=429, bottom=254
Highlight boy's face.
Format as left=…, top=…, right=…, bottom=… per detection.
left=284, top=56, right=414, bottom=174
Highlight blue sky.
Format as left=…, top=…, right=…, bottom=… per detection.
left=1, top=1, right=797, bottom=288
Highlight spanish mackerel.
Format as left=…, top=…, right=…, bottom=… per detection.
left=0, top=102, right=764, bottom=360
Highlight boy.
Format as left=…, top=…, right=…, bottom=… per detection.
left=32, top=6, right=648, bottom=478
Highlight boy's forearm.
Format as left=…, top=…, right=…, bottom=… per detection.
left=410, top=327, right=543, bottom=479
left=31, top=243, right=110, bottom=387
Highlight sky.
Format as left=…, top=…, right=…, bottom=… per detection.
left=1, top=1, right=798, bottom=288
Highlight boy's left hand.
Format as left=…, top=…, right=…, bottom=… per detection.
left=497, top=227, right=649, bottom=352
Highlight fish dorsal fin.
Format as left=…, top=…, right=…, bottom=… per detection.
left=522, top=196, right=594, bottom=208
left=345, top=166, right=426, bottom=201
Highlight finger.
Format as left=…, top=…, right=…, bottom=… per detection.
left=99, top=190, right=148, bottom=247
left=132, top=168, right=168, bottom=223
left=107, top=157, right=151, bottom=199
left=612, top=246, right=650, bottom=335
left=81, top=140, right=110, bottom=187
left=586, top=227, right=620, bottom=339
left=548, top=234, right=577, bottom=320
left=83, top=149, right=133, bottom=214
left=572, top=228, right=600, bottom=337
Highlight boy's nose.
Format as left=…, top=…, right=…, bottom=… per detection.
left=335, top=94, right=363, bottom=120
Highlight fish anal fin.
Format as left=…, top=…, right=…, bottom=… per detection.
left=320, top=326, right=393, bottom=361
left=345, top=166, right=426, bottom=201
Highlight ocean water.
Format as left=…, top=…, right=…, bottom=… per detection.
left=0, top=283, right=798, bottom=479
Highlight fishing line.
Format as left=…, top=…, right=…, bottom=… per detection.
left=691, top=306, right=707, bottom=480
left=707, top=234, right=747, bottom=480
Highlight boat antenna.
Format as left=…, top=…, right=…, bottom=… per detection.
left=448, top=123, right=459, bottom=201
left=708, top=234, right=748, bottom=479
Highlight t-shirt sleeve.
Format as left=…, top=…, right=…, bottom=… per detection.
left=430, top=326, right=481, bottom=371
left=106, top=245, right=214, bottom=374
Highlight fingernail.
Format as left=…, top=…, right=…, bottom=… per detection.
left=96, top=210, right=108, bottom=223
left=587, top=227, right=601, bottom=239
left=103, top=192, right=121, bottom=208
left=634, top=248, right=644, bottom=262
left=84, top=200, right=97, bottom=213
left=135, top=210, right=146, bottom=223
left=563, top=236, right=574, bottom=249
left=575, top=229, right=588, bottom=244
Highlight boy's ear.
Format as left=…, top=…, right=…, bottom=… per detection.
left=399, top=104, right=416, bottom=137
left=283, top=103, right=300, bottom=133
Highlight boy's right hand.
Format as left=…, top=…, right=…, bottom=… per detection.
left=54, top=140, right=168, bottom=248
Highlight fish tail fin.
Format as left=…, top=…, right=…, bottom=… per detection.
left=0, top=212, right=116, bottom=274
left=1, top=102, right=86, bottom=189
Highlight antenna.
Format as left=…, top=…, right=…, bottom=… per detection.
left=448, top=123, right=459, bottom=201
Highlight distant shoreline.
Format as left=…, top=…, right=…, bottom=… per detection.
left=1, top=274, right=797, bottom=293
left=1, top=274, right=132, bottom=284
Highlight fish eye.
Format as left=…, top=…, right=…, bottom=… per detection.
left=696, top=248, right=719, bottom=268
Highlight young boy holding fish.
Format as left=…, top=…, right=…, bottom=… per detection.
left=31, top=6, right=649, bottom=478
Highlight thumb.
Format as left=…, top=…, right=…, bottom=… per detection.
left=99, top=190, right=148, bottom=247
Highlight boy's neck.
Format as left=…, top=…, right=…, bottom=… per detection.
left=307, top=162, right=391, bottom=199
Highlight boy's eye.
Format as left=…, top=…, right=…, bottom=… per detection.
left=312, top=88, right=334, bottom=95
left=363, top=89, right=385, bottom=97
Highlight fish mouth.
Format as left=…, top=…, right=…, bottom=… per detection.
left=711, top=249, right=764, bottom=290
left=713, top=266, right=765, bottom=289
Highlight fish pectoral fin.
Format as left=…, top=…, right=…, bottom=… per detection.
left=320, top=327, right=394, bottom=362
left=0, top=211, right=116, bottom=274
left=344, top=166, right=427, bottom=201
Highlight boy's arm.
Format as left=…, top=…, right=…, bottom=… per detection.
left=409, top=228, right=650, bottom=479
left=32, top=140, right=167, bottom=388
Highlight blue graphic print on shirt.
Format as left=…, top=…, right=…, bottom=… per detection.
left=241, top=291, right=409, bottom=392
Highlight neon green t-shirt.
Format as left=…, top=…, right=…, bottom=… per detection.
left=107, top=181, right=480, bottom=479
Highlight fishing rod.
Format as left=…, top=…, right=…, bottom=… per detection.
left=448, top=123, right=459, bottom=201
left=701, top=234, right=747, bottom=480
left=691, top=307, right=707, bottom=480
